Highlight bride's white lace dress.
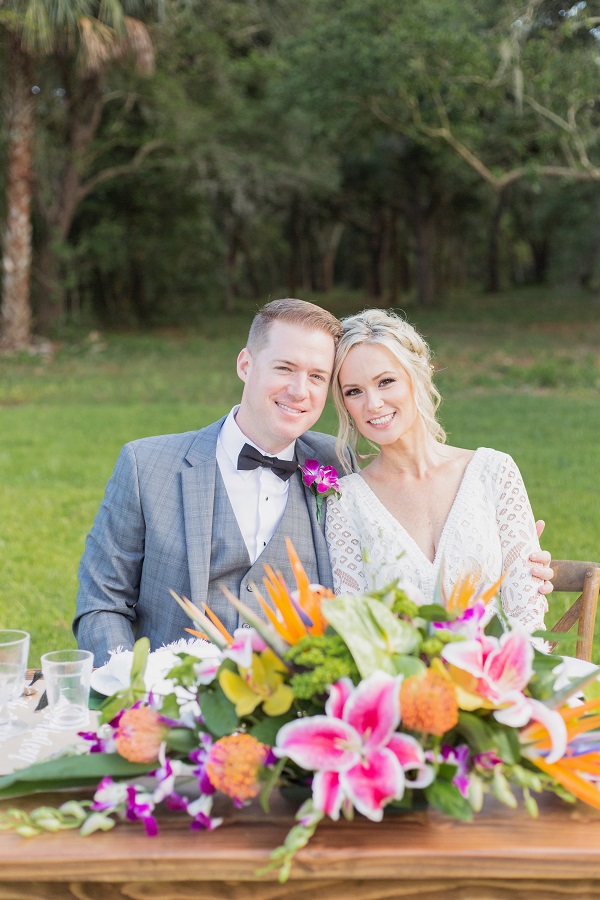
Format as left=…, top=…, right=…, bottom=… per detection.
left=326, top=447, right=548, bottom=635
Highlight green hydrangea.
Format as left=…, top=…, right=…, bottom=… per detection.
left=390, top=592, right=420, bottom=620
left=419, top=636, right=444, bottom=657
left=285, top=635, right=359, bottom=700
left=366, top=584, right=420, bottom=621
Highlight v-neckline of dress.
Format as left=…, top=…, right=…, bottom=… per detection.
left=350, top=448, right=484, bottom=569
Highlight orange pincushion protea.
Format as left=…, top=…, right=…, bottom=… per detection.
left=206, top=734, right=268, bottom=802
left=400, top=668, right=459, bottom=737
left=115, top=706, right=167, bottom=764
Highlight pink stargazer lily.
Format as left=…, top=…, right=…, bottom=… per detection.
left=442, top=627, right=534, bottom=708
left=442, top=628, right=567, bottom=762
left=274, top=673, right=433, bottom=821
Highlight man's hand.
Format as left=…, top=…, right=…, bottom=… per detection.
left=530, top=519, right=553, bottom=595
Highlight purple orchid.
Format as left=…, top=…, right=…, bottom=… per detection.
left=432, top=601, right=488, bottom=640
left=189, top=737, right=217, bottom=795
left=91, top=776, right=158, bottom=836
left=300, top=459, right=342, bottom=523
left=124, top=785, right=158, bottom=836
left=78, top=729, right=116, bottom=754
left=187, top=794, right=223, bottom=831
left=440, top=744, right=471, bottom=798
left=301, top=459, right=340, bottom=493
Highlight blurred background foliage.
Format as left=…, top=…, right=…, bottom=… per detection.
left=1, top=0, right=599, bottom=343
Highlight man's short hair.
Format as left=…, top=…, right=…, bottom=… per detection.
left=247, top=298, right=342, bottom=354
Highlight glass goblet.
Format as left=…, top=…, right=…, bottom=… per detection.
left=0, top=630, right=31, bottom=740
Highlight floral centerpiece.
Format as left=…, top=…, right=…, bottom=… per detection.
left=2, top=541, right=600, bottom=882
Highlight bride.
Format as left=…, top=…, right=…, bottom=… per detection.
left=325, top=308, right=552, bottom=637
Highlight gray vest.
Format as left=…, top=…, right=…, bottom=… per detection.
left=206, top=469, right=323, bottom=634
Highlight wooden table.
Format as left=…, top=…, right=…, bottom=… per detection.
left=1, top=790, right=600, bottom=899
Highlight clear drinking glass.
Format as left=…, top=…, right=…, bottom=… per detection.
left=41, top=649, right=93, bottom=730
left=0, top=630, right=30, bottom=740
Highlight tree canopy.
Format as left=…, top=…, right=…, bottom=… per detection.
left=1, top=0, right=599, bottom=345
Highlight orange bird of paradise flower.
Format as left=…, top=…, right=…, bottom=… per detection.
left=522, top=697, right=600, bottom=810
left=253, top=538, right=332, bottom=643
left=172, top=538, right=332, bottom=650
left=445, top=570, right=504, bottom=616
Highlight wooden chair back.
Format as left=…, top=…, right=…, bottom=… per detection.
left=549, top=560, right=600, bottom=661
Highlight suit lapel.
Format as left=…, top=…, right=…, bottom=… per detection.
left=181, top=420, right=224, bottom=605
left=295, top=436, right=319, bottom=518
left=294, top=435, right=334, bottom=587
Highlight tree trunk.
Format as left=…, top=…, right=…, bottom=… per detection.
left=320, top=221, right=344, bottom=293
left=287, top=196, right=302, bottom=296
left=530, top=238, right=550, bottom=284
left=239, top=231, right=261, bottom=299
left=223, top=220, right=239, bottom=314
left=487, top=187, right=510, bottom=293
left=34, top=241, right=65, bottom=329
left=412, top=205, right=435, bottom=307
left=387, top=209, right=400, bottom=308
left=1, top=38, right=34, bottom=350
left=366, top=209, right=387, bottom=299
left=35, top=72, right=106, bottom=331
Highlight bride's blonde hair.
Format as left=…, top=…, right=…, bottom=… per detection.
left=333, top=309, right=446, bottom=468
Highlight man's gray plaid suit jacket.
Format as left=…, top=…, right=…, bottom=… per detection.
left=73, top=419, right=351, bottom=665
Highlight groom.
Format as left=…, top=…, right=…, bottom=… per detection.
left=73, top=298, right=552, bottom=665
left=73, top=299, right=348, bottom=664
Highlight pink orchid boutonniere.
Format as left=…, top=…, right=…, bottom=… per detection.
left=300, top=459, right=342, bottom=523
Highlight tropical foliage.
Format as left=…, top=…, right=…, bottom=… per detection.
left=2, top=541, right=600, bottom=883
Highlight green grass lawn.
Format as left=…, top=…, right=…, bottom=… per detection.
left=1, top=287, right=599, bottom=663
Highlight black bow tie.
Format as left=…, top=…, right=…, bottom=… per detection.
left=237, top=443, right=298, bottom=481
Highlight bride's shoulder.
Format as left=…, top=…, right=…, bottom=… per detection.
left=337, top=472, right=364, bottom=492
left=332, top=472, right=369, bottom=506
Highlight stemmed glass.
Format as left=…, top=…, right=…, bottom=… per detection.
left=0, top=630, right=30, bottom=740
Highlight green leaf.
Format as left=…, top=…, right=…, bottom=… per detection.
left=159, top=692, right=182, bottom=721
left=484, top=614, right=505, bottom=639
left=165, top=727, right=198, bottom=755
left=250, top=713, right=292, bottom=746
left=389, top=654, right=427, bottom=678
left=417, top=604, right=449, bottom=622
left=583, top=678, right=600, bottom=701
left=425, top=779, right=473, bottom=821
left=98, top=688, right=138, bottom=725
left=199, top=684, right=238, bottom=738
left=88, top=688, right=107, bottom=711
left=494, top=723, right=520, bottom=765
left=322, top=595, right=420, bottom=678
left=0, top=754, right=152, bottom=800
left=259, top=756, right=286, bottom=814
left=546, top=663, right=600, bottom=709
left=456, top=711, right=496, bottom=754
left=167, top=654, right=206, bottom=690
left=130, top=637, right=151, bottom=695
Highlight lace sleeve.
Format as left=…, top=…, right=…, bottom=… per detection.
left=493, top=453, right=548, bottom=634
left=325, top=495, right=369, bottom=595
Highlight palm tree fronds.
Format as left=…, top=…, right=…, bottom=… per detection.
left=77, top=14, right=154, bottom=76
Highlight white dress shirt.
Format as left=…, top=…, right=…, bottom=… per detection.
left=216, top=408, right=296, bottom=564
